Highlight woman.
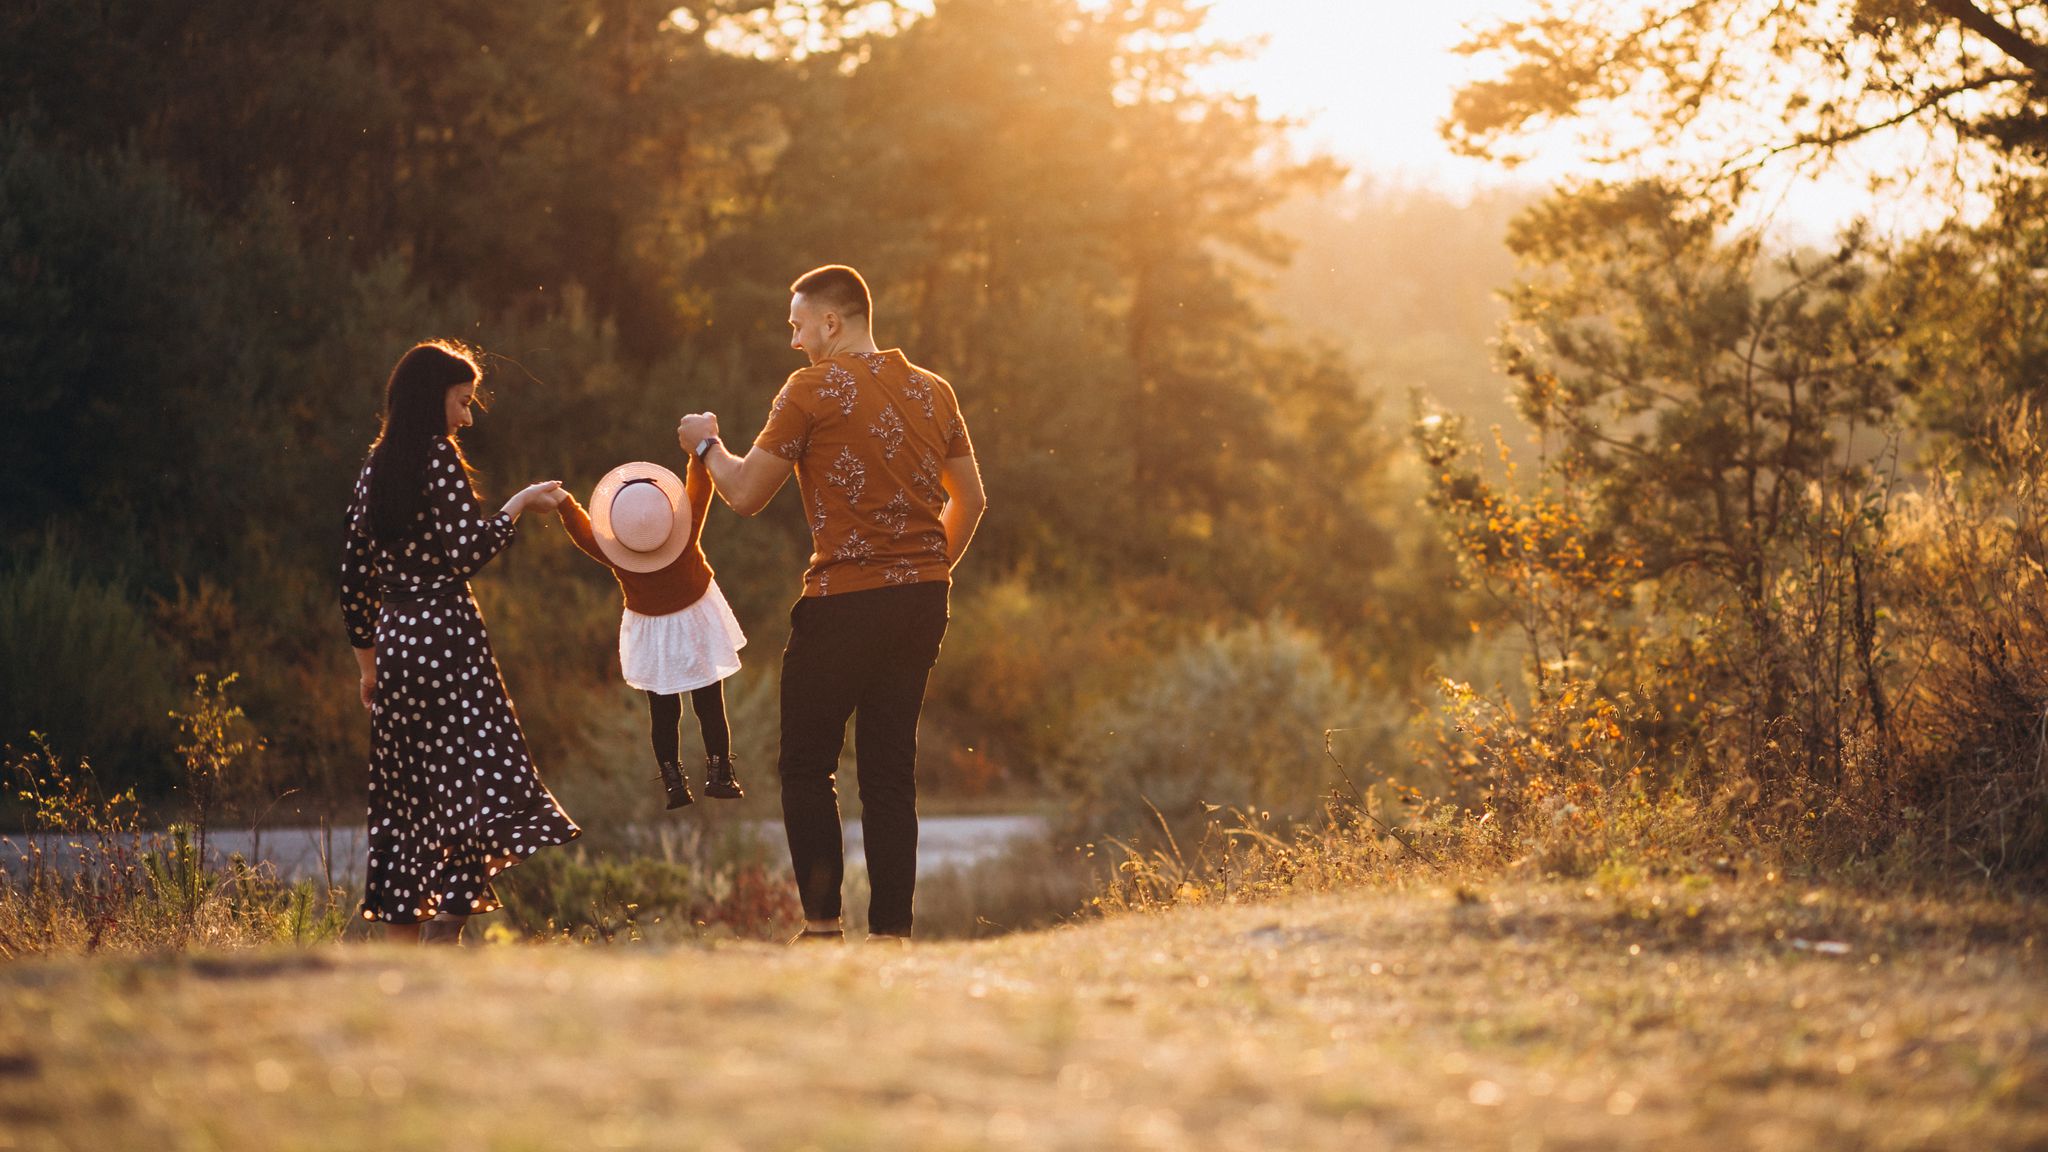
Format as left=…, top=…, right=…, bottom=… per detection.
left=339, top=341, right=579, bottom=943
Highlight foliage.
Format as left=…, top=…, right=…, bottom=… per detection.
left=1424, top=181, right=1904, bottom=800
left=1883, top=408, right=2048, bottom=878
left=0, top=738, right=351, bottom=956
left=0, top=542, right=175, bottom=781
left=492, top=825, right=800, bottom=942
left=1398, top=3, right=2048, bottom=887
left=168, top=673, right=263, bottom=875
left=0, top=120, right=233, bottom=542
left=1882, top=175, right=2048, bottom=456
left=1417, top=423, right=1641, bottom=698
left=1388, top=165, right=2048, bottom=884
left=1447, top=0, right=2048, bottom=197
left=1057, top=618, right=1400, bottom=843
left=0, top=0, right=1462, bottom=814
left=923, top=576, right=1159, bottom=788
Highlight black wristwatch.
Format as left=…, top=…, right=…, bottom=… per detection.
left=694, top=435, right=721, bottom=460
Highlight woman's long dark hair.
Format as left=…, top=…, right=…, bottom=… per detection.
left=364, top=341, right=482, bottom=543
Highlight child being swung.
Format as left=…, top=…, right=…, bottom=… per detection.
left=559, top=458, right=748, bottom=808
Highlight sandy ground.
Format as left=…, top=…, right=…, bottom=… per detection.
left=0, top=878, right=2042, bottom=1151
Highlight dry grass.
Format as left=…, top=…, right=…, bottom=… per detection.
left=0, top=876, right=2040, bottom=1151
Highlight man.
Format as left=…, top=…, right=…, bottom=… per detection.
left=676, top=264, right=985, bottom=941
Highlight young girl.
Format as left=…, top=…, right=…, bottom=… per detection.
left=340, top=340, right=580, bottom=942
left=558, top=457, right=748, bottom=808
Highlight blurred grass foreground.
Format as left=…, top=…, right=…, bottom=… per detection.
left=1, top=876, right=2042, bottom=1150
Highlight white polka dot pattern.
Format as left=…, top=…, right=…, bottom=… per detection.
left=339, top=437, right=580, bottom=923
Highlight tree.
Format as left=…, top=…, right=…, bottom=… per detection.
left=1424, top=180, right=1901, bottom=793
left=695, top=0, right=1372, bottom=601
left=3, top=0, right=1442, bottom=805
left=1881, top=174, right=2048, bottom=453
left=0, top=0, right=871, bottom=352
left=1448, top=0, right=2048, bottom=208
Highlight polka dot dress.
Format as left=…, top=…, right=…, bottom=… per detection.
left=340, top=437, right=579, bottom=924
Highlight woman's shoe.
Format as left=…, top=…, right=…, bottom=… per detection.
left=704, top=754, right=745, bottom=799
left=658, top=760, right=694, bottom=809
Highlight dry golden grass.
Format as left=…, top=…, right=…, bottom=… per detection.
left=0, top=876, right=2041, bottom=1151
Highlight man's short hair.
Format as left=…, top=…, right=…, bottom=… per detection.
left=790, top=264, right=872, bottom=321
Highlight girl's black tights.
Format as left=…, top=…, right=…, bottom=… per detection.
left=647, top=682, right=731, bottom=765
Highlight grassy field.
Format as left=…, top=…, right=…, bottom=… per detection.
left=0, top=877, right=2042, bottom=1151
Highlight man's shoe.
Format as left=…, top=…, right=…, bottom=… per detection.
left=789, top=928, right=844, bottom=945
left=658, top=760, right=694, bottom=809
left=704, top=754, right=745, bottom=799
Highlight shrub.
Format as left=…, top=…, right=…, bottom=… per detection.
left=1882, top=416, right=2048, bottom=881
left=492, top=823, right=799, bottom=943
left=0, top=736, right=352, bottom=956
left=0, top=544, right=175, bottom=778
left=922, top=576, right=1153, bottom=791
left=1057, top=618, right=1402, bottom=844
left=909, top=836, right=1098, bottom=939
left=165, top=673, right=268, bottom=878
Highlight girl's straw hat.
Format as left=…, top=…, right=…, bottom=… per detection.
left=590, top=461, right=691, bottom=572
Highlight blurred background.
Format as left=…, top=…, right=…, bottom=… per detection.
left=7, top=0, right=2047, bottom=940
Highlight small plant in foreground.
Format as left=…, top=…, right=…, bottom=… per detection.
left=169, top=673, right=261, bottom=885
left=0, top=730, right=350, bottom=957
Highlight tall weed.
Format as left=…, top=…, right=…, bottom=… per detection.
left=0, top=735, right=351, bottom=956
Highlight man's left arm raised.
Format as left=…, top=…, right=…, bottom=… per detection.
left=677, top=411, right=795, bottom=517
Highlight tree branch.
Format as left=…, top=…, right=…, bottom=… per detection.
left=1929, top=0, right=2048, bottom=79
left=1716, top=71, right=2026, bottom=181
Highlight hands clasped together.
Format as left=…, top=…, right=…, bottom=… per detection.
left=503, top=480, right=568, bottom=521
left=363, top=417, right=718, bottom=710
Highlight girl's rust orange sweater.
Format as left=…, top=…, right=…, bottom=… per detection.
left=559, top=457, right=715, bottom=616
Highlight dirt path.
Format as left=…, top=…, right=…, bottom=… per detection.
left=1, top=880, right=2042, bottom=1150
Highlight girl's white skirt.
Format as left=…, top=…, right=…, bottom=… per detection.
left=618, top=579, right=748, bottom=695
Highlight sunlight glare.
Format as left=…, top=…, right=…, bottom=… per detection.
left=690, top=0, right=922, bottom=60
left=1194, top=0, right=1950, bottom=239
left=1195, top=0, right=1536, bottom=188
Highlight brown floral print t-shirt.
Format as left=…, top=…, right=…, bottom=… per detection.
left=754, top=349, right=974, bottom=597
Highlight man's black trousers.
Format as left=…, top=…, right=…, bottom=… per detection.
left=778, top=581, right=948, bottom=935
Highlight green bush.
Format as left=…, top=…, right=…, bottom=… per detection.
left=0, top=544, right=174, bottom=775
left=923, top=577, right=1154, bottom=791
left=491, top=848, right=704, bottom=942
left=908, top=836, right=1097, bottom=939
left=491, top=833, right=799, bottom=943
left=1057, top=618, right=1402, bottom=844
